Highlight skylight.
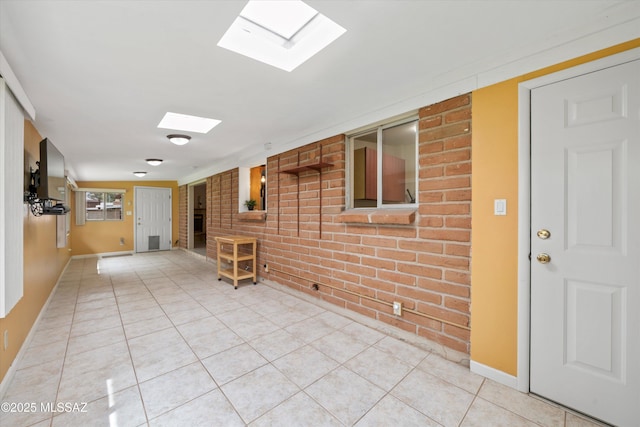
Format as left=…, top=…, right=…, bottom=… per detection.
left=157, top=112, right=221, bottom=134
left=217, top=0, right=346, bottom=72
left=241, top=0, right=317, bottom=40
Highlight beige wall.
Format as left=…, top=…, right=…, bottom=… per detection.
left=470, top=39, right=640, bottom=376
left=0, top=121, right=71, bottom=383
left=70, top=181, right=179, bottom=256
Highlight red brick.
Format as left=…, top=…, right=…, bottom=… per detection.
left=418, top=204, right=470, bottom=215
left=397, top=240, right=443, bottom=254
left=444, top=135, right=472, bottom=150
left=361, top=256, right=396, bottom=271
left=396, top=285, right=442, bottom=305
left=417, top=278, right=470, bottom=298
left=445, top=217, right=471, bottom=228
left=420, top=166, right=444, bottom=178
left=443, top=324, right=471, bottom=341
left=418, top=116, right=442, bottom=130
left=378, top=313, right=418, bottom=334
left=331, top=288, right=360, bottom=304
left=418, top=328, right=468, bottom=353
left=419, top=122, right=471, bottom=143
left=444, top=271, right=471, bottom=285
left=445, top=244, right=470, bottom=257
left=378, top=270, right=416, bottom=287
left=418, top=216, right=444, bottom=227
left=362, top=236, right=397, bottom=248
left=418, top=254, right=469, bottom=269
left=397, top=263, right=442, bottom=279
left=419, top=192, right=444, bottom=203
left=369, top=209, right=416, bottom=225
left=415, top=303, right=470, bottom=327
left=361, top=277, right=397, bottom=293
left=377, top=248, right=416, bottom=262
left=420, top=141, right=443, bottom=154
left=420, top=149, right=471, bottom=167
left=445, top=190, right=472, bottom=202
left=419, top=94, right=470, bottom=117
left=346, top=302, right=377, bottom=319
left=419, top=176, right=470, bottom=191
left=346, top=263, right=376, bottom=278
left=403, top=310, right=442, bottom=331
left=444, top=296, right=470, bottom=314
left=444, top=109, right=471, bottom=124
left=419, top=229, right=470, bottom=242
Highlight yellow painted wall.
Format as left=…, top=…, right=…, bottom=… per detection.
left=70, top=181, right=179, bottom=256
left=470, top=39, right=640, bottom=376
left=0, top=121, right=71, bottom=383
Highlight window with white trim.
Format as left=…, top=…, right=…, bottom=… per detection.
left=85, top=192, right=123, bottom=221
left=349, top=117, right=418, bottom=208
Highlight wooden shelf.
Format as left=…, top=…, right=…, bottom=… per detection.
left=278, top=161, right=333, bottom=175
left=218, top=266, right=254, bottom=282
left=215, top=236, right=257, bottom=289
left=219, top=252, right=254, bottom=262
left=276, top=145, right=333, bottom=239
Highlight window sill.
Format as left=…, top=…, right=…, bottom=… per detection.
left=237, top=210, right=266, bottom=222
left=338, top=208, right=416, bottom=225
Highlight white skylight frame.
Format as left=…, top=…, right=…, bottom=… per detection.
left=217, top=0, right=347, bottom=72
left=157, top=112, right=221, bottom=134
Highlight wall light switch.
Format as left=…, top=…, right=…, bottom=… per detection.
left=494, top=199, right=507, bottom=216
left=126, top=211, right=132, bottom=216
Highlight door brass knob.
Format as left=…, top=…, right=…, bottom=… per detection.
left=536, top=253, right=551, bottom=264
left=537, top=229, right=551, bottom=239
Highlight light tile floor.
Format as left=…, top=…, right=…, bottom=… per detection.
left=0, top=251, right=608, bottom=427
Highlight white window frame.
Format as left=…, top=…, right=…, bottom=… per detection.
left=85, top=191, right=124, bottom=222
left=347, top=116, right=419, bottom=209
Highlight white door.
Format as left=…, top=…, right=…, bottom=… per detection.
left=135, top=187, right=172, bottom=253
left=530, top=59, right=639, bottom=426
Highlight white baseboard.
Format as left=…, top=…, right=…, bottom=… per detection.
left=470, top=360, right=519, bottom=389
left=0, top=258, right=72, bottom=400
left=71, top=250, right=134, bottom=260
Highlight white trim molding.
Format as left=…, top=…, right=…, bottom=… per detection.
left=516, top=47, right=640, bottom=393
left=470, top=361, right=518, bottom=389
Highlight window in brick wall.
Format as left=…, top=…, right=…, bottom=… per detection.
left=85, top=191, right=124, bottom=221
left=349, top=117, right=417, bottom=208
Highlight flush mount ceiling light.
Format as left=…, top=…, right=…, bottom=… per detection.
left=167, top=134, right=191, bottom=145
left=133, top=171, right=147, bottom=177
left=158, top=112, right=221, bottom=134
left=145, top=159, right=163, bottom=166
left=217, top=0, right=346, bottom=72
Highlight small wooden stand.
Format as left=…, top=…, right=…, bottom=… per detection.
left=215, top=236, right=257, bottom=289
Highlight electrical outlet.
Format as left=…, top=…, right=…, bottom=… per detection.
left=393, top=301, right=402, bottom=316
left=3, top=330, right=8, bottom=350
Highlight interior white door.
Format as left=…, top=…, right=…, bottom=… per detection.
left=530, top=59, right=639, bottom=426
left=135, top=187, right=172, bottom=253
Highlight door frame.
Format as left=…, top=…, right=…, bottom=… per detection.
left=187, top=180, right=207, bottom=251
left=516, top=47, right=640, bottom=393
left=133, top=186, right=173, bottom=253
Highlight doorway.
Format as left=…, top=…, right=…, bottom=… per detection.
left=524, top=55, right=639, bottom=426
left=190, top=182, right=207, bottom=256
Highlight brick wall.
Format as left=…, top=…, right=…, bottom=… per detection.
left=201, top=94, right=472, bottom=354
left=178, top=185, right=188, bottom=249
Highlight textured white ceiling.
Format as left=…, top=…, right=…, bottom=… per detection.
left=1, top=0, right=638, bottom=184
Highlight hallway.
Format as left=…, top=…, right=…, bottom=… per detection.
left=1, top=251, right=605, bottom=426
